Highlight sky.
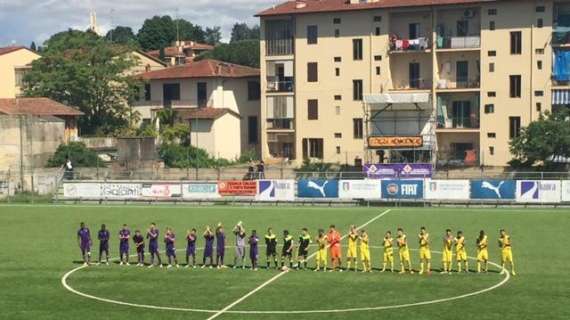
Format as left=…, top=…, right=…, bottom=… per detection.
left=0, top=0, right=276, bottom=47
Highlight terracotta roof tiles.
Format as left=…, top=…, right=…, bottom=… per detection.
left=0, top=98, right=83, bottom=116
left=139, top=59, right=259, bottom=80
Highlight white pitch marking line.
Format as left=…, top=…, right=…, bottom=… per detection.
left=204, top=209, right=392, bottom=320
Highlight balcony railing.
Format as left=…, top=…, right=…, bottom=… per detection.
left=267, top=119, right=294, bottom=130
left=132, top=100, right=196, bottom=108
left=389, top=37, right=430, bottom=52
left=436, top=36, right=481, bottom=49
left=553, top=28, right=570, bottom=45
left=391, top=78, right=432, bottom=90
left=266, top=80, right=294, bottom=93
left=437, top=116, right=480, bottom=129
left=436, top=78, right=480, bottom=90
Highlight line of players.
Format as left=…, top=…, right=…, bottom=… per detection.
left=76, top=222, right=516, bottom=275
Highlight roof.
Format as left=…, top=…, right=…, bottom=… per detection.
left=133, top=50, right=167, bottom=67
left=0, top=98, right=84, bottom=116
left=0, top=46, right=36, bottom=57
left=139, top=59, right=260, bottom=80
left=185, top=108, right=241, bottom=120
left=146, top=42, right=214, bottom=58
left=256, top=0, right=497, bottom=17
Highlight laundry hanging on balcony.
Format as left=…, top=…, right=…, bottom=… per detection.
left=553, top=49, right=570, bottom=81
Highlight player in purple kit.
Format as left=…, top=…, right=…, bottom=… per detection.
left=118, top=224, right=131, bottom=266
left=215, top=223, right=226, bottom=269
left=146, top=223, right=162, bottom=268
left=164, top=227, right=179, bottom=268
left=97, top=224, right=110, bottom=265
left=202, top=226, right=214, bottom=268
left=77, top=222, right=92, bottom=266
left=249, top=230, right=259, bottom=271
left=185, top=228, right=197, bottom=268
left=133, top=230, right=145, bottom=266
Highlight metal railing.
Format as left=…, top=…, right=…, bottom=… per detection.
left=267, top=119, right=294, bottom=130
left=436, top=78, right=480, bottom=89
left=391, top=78, right=432, bottom=90
left=266, top=80, right=294, bottom=93
left=436, top=35, right=481, bottom=49
left=437, top=116, right=480, bottom=129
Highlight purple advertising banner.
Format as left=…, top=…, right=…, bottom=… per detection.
left=364, top=163, right=433, bottom=179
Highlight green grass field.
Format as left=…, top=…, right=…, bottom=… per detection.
left=0, top=204, right=568, bottom=320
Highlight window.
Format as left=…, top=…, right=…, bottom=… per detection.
left=336, top=146, right=341, bottom=154
left=373, top=16, right=382, bottom=22
left=353, top=80, right=363, bottom=101
left=334, top=133, right=342, bottom=138
left=247, top=81, right=260, bottom=100
left=333, top=18, right=341, bottom=24
left=335, top=68, right=340, bottom=76
left=144, top=83, right=151, bottom=101
left=535, top=90, right=544, bottom=97
left=375, top=27, right=381, bottom=36
left=163, top=83, right=181, bottom=107
left=537, top=60, right=543, bottom=70
left=335, top=106, right=341, bottom=115
left=457, top=20, right=469, bottom=37
left=510, top=31, right=522, bottom=54
left=374, top=55, right=382, bottom=61
left=334, top=95, right=342, bottom=101
left=14, top=68, right=26, bottom=87
left=489, top=146, right=495, bottom=155
left=334, top=56, right=342, bottom=62
left=265, top=20, right=294, bottom=56
left=409, top=63, right=420, bottom=88
left=487, top=132, right=496, bottom=138
left=308, top=99, right=318, bottom=120
left=376, top=66, right=381, bottom=75
left=536, top=102, right=542, bottom=112
left=536, top=48, right=544, bottom=54
left=488, top=8, right=497, bottom=15
left=489, top=63, right=495, bottom=72
left=509, top=75, right=522, bottom=98
left=537, top=18, right=543, bottom=28
left=196, top=82, right=207, bottom=107
left=353, top=118, right=363, bottom=139
left=488, top=50, right=496, bottom=57
left=307, top=62, right=318, bottom=82
left=488, top=91, right=496, bottom=97
left=248, top=116, right=258, bottom=144
left=489, top=21, right=495, bottom=31
left=302, top=138, right=323, bottom=159
left=456, top=61, right=469, bottom=85
left=509, top=116, right=521, bottom=139
left=335, top=29, right=340, bottom=37
left=536, top=6, right=545, bottom=12
left=484, top=104, right=495, bottom=113
left=353, top=39, right=363, bottom=60
left=307, top=25, right=318, bottom=44
left=409, top=23, right=420, bottom=39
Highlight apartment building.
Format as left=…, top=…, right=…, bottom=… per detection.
left=135, top=59, right=261, bottom=159
left=146, top=41, right=214, bottom=66
left=257, top=0, right=570, bottom=167
left=0, top=46, right=41, bottom=98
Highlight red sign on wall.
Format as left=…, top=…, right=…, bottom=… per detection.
left=218, top=180, right=257, bottom=196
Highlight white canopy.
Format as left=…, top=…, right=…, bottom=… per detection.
left=364, top=93, right=430, bottom=105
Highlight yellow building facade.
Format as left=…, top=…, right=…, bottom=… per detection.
left=0, top=47, right=41, bottom=98
left=258, top=0, right=570, bottom=167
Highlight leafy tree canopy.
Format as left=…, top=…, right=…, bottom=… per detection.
left=47, top=142, right=101, bottom=167
left=197, top=40, right=259, bottom=68
left=230, top=23, right=259, bottom=43
left=509, top=109, right=570, bottom=170
left=204, top=26, right=222, bottom=46
left=137, top=16, right=206, bottom=51
left=105, top=26, right=137, bottom=45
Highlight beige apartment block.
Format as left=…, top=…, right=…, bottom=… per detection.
left=0, top=46, right=41, bottom=98
left=134, top=59, right=261, bottom=160
left=258, top=0, right=570, bottom=167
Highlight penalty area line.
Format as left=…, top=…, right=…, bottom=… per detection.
left=204, top=209, right=392, bottom=320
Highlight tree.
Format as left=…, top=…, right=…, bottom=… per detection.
left=137, top=16, right=205, bottom=51
left=509, top=109, right=570, bottom=170
left=230, top=23, right=259, bottom=43
left=197, top=40, right=259, bottom=68
left=204, top=26, right=222, bottom=45
left=105, top=26, right=137, bottom=45
left=47, top=142, right=101, bottom=167
left=30, top=41, right=37, bottom=51
left=23, top=30, right=141, bottom=135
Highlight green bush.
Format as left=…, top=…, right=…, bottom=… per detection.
left=47, top=142, right=101, bottom=167
left=159, top=143, right=233, bottom=168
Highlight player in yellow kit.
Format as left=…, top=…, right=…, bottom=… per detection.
left=380, top=231, right=394, bottom=272
left=498, top=229, right=516, bottom=276
left=455, top=230, right=469, bottom=272
left=441, top=229, right=453, bottom=274
left=346, top=225, right=358, bottom=271
left=396, top=228, right=413, bottom=274
left=314, top=229, right=328, bottom=272
left=359, top=229, right=371, bottom=272
left=418, top=227, right=431, bottom=275
left=476, top=230, right=489, bottom=273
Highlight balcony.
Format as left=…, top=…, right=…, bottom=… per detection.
left=436, top=77, right=480, bottom=91
left=437, top=116, right=479, bottom=130
left=265, top=20, right=294, bottom=56
left=132, top=100, right=196, bottom=108
left=389, top=36, right=430, bottom=53
left=391, top=78, right=432, bottom=91
left=266, top=78, right=294, bottom=93
left=436, top=36, right=480, bottom=50
left=267, top=118, right=294, bottom=130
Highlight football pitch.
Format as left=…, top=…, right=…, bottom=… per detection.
left=0, top=204, right=568, bottom=320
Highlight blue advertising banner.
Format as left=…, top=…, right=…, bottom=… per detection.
left=381, top=180, right=424, bottom=199
left=364, top=163, right=433, bottom=179
left=470, top=180, right=516, bottom=199
left=297, top=179, right=339, bottom=198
